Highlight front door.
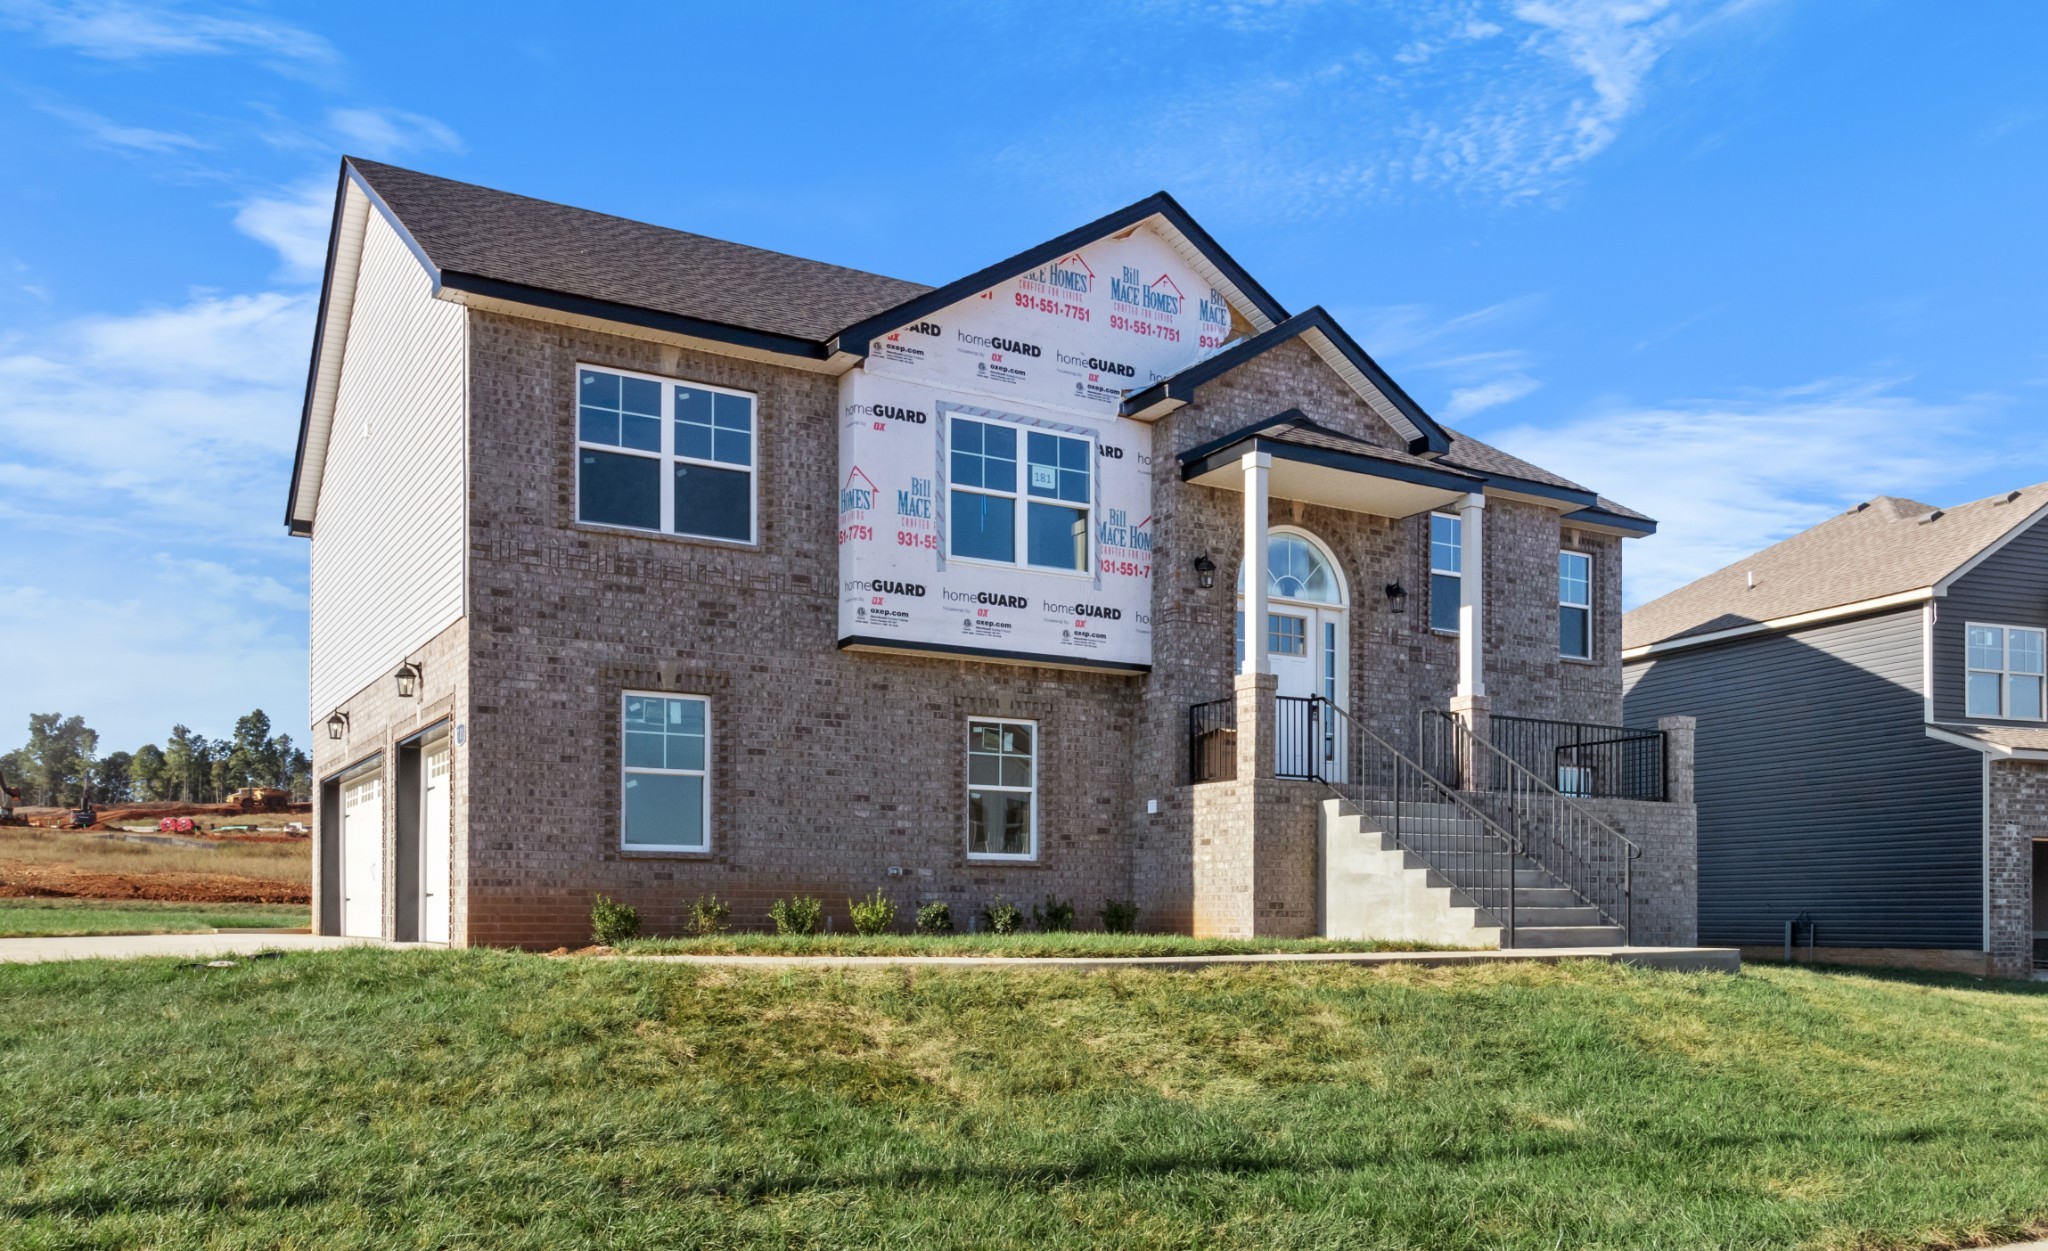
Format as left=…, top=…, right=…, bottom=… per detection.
left=1239, top=530, right=1350, bottom=781
left=419, top=744, right=452, bottom=944
left=1266, top=610, right=1317, bottom=777
left=340, top=773, right=383, bottom=939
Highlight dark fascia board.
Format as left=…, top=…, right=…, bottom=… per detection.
left=837, top=635, right=1150, bottom=673
left=1124, top=307, right=1451, bottom=456
left=1563, top=505, right=1658, bottom=536
left=1478, top=470, right=1600, bottom=511
left=283, top=160, right=360, bottom=535
left=1178, top=412, right=1484, bottom=495
left=824, top=191, right=1290, bottom=358
left=437, top=271, right=830, bottom=361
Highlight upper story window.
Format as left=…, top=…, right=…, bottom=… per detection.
left=1559, top=551, right=1592, bottom=660
left=1429, top=512, right=1462, bottom=633
left=576, top=366, right=755, bottom=543
left=1966, top=623, right=2046, bottom=720
left=948, top=416, right=1091, bottom=572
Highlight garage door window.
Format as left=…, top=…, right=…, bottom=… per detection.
left=622, top=692, right=710, bottom=851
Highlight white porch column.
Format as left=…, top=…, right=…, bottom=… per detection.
left=1241, top=450, right=1272, bottom=676
left=1455, top=491, right=1486, bottom=699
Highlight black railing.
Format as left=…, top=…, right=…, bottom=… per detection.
left=1491, top=715, right=1666, bottom=801
left=1418, top=709, right=1639, bottom=938
left=1275, top=695, right=1322, bottom=781
left=1188, top=697, right=1237, bottom=784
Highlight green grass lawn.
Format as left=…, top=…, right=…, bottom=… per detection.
left=3, top=951, right=2048, bottom=1249
left=619, top=931, right=1452, bottom=957
left=0, top=897, right=309, bottom=937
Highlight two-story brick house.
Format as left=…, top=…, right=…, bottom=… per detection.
left=291, top=158, right=1696, bottom=949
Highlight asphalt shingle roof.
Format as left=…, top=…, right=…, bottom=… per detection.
left=349, top=158, right=931, bottom=343
left=1624, top=483, right=2048, bottom=650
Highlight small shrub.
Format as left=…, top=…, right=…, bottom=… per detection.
left=1099, top=899, right=1140, bottom=934
left=686, top=894, right=730, bottom=936
left=848, top=889, right=898, bottom=936
left=1033, top=894, right=1076, bottom=933
left=982, top=894, right=1023, bottom=935
left=590, top=894, right=640, bottom=946
left=915, top=900, right=954, bottom=934
left=768, top=895, right=823, bottom=936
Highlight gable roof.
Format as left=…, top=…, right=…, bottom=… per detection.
left=1624, top=483, right=2048, bottom=653
left=1120, top=306, right=1449, bottom=454
left=1177, top=410, right=1482, bottom=490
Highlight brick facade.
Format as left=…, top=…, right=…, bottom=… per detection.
left=1987, top=759, right=2046, bottom=980
left=311, top=306, right=1692, bottom=949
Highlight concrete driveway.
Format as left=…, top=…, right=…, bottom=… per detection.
left=0, top=933, right=402, bottom=964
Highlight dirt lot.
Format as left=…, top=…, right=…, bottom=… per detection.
left=0, top=823, right=310, bottom=905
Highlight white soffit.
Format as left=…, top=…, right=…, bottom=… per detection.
left=291, top=180, right=373, bottom=531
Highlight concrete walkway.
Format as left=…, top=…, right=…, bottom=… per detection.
left=0, top=933, right=395, bottom=964
left=618, top=945, right=1740, bottom=974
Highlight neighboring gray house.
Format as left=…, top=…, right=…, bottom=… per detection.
left=290, top=157, right=1696, bottom=951
left=1624, top=488, right=2048, bottom=979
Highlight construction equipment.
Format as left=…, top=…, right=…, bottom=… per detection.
left=0, top=768, right=22, bottom=827
left=227, top=786, right=291, bottom=813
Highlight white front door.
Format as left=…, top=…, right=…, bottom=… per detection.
left=340, top=774, right=384, bottom=938
left=1264, top=608, right=1345, bottom=779
left=420, top=745, right=452, bottom=944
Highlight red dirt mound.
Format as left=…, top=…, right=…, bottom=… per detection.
left=0, top=860, right=307, bottom=905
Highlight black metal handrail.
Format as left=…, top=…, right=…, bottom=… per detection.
left=1187, top=697, right=1236, bottom=784
left=1418, top=709, right=1639, bottom=939
left=1491, top=714, right=1666, bottom=801
left=1318, top=699, right=1520, bottom=945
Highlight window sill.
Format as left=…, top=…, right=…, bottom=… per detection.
left=620, top=846, right=716, bottom=859
left=572, top=520, right=759, bottom=551
left=966, top=854, right=1042, bottom=865
left=948, top=553, right=1094, bottom=581
left=1561, top=655, right=1600, bottom=666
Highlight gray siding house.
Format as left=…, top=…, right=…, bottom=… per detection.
left=1624, top=489, right=2048, bottom=978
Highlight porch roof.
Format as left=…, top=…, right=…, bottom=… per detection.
left=1178, top=411, right=1482, bottom=518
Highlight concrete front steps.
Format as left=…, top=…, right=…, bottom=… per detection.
left=1320, top=799, right=1625, bottom=949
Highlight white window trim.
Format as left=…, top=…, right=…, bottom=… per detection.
left=574, top=362, right=760, bottom=547
left=1964, top=622, right=2047, bottom=722
left=965, top=716, right=1038, bottom=862
left=1559, top=549, right=1594, bottom=661
left=619, top=690, right=713, bottom=854
left=1429, top=511, right=1462, bottom=635
left=946, top=414, right=1095, bottom=579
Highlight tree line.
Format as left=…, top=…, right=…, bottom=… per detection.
left=0, top=710, right=312, bottom=809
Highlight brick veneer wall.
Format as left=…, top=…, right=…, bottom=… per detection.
left=1987, top=759, right=2044, bottom=980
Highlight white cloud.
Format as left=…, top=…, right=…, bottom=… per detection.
left=325, top=107, right=462, bottom=158
left=1444, top=374, right=1542, bottom=417
left=1483, top=379, right=2004, bottom=607
left=0, top=0, right=336, bottom=65
left=33, top=100, right=204, bottom=152
left=234, top=181, right=334, bottom=281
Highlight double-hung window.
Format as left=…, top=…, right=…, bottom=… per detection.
left=577, top=366, right=754, bottom=543
left=622, top=693, right=710, bottom=850
left=1966, top=624, right=2046, bottom=720
left=1559, top=551, right=1593, bottom=659
left=967, top=719, right=1036, bottom=859
left=1429, top=513, right=1462, bottom=633
left=949, top=417, right=1091, bottom=572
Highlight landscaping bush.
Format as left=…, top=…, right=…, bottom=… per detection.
left=1033, top=894, right=1076, bottom=933
left=848, top=889, right=897, bottom=936
left=914, top=900, right=954, bottom=934
left=768, top=895, right=823, bottom=936
left=982, top=894, right=1022, bottom=935
left=687, top=894, right=730, bottom=936
left=1099, top=899, right=1140, bottom=934
left=589, top=895, right=640, bottom=946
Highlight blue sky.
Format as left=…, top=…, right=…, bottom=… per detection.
left=3, top=0, right=2045, bottom=750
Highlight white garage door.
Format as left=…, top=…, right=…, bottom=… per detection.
left=420, top=745, right=452, bottom=944
left=340, top=773, right=384, bottom=939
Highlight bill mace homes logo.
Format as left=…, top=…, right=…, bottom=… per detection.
left=1022, top=251, right=1094, bottom=295
left=1110, top=266, right=1184, bottom=316
left=840, top=467, right=878, bottom=515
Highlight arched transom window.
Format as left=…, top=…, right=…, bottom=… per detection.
left=1238, top=533, right=1343, bottom=604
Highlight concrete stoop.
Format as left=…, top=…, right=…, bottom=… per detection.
left=1320, top=799, right=1627, bottom=950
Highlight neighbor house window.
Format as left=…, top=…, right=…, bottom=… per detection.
left=1559, top=551, right=1592, bottom=660
left=1966, top=624, right=2046, bottom=720
left=1429, top=512, right=1462, bottom=633
left=967, top=718, right=1036, bottom=859
left=949, top=417, right=1090, bottom=572
left=577, top=366, right=754, bottom=543
left=621, top=692, right=710, bottom=851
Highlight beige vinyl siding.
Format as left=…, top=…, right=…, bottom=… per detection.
left=308, top=208, right=466, bottom=722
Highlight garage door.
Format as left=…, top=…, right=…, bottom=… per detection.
left=420, top=744, right=452, bottom=944
left=340, top=773, right=384, bottom=938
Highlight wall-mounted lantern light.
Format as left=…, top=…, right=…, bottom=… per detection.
left=394, top=661, right=423, bottom=699
left=326, top=711, right=349, bottom=740
left=1193, top=554, right=1216, bottom=590
left=1384, top=582, right=1408, bottom=615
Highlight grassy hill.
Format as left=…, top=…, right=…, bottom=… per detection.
left=1, top=951, right=2044, bottom=1249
